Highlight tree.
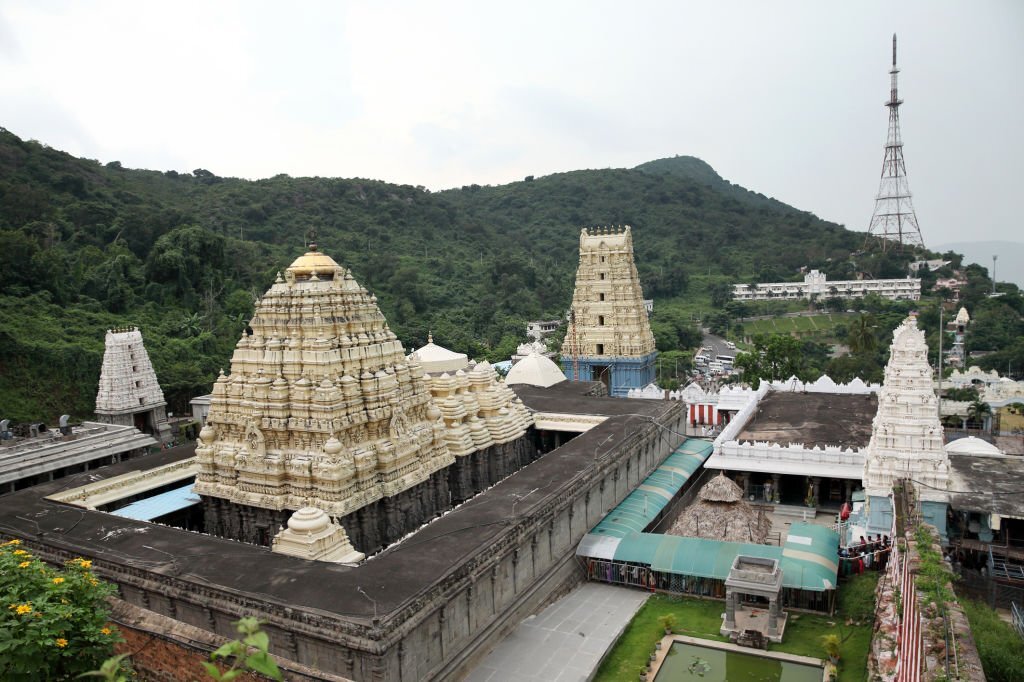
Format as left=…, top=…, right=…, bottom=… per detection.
left=967, top=400, right=992, bottom=429
left=145, top=225, right=225, bottom=304
left=848, top=314, right=878, bottom=356
left=709, top=281, right=733, bottom=308
left=734, top=334, right=816, bottom=388
left=944, top=386, right=979, bottom=402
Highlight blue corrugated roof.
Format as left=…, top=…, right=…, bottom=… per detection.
left=111, top=484, right=200, bottom=521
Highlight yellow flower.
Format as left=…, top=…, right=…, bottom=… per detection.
left=15, top=604, right=32, bottom=615
left=89, top=578, right=99, bottom=586
left=52, top=577, right=65, bottom=585
left=2, top=539, right=21, bottom=546
left=101, top=627, right=111, bottom=636
left=55, top=638, right=68, bottom=648
left=75, top=558, right=93, bottom=569
left=18, top=561, right=30, bottom=568
left=12, top=549, right=28, bottom=556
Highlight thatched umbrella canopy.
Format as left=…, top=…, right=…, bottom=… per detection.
left=667, top=473, right=771, bottom=544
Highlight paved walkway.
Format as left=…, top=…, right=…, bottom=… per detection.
left=465, top=583, right=650, bottom=682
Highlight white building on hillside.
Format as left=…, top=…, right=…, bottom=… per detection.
left=732, top=270, right=920, bottom=302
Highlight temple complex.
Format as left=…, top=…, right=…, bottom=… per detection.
left=95, top=327, right=172, bottom=443
left=862, top=315, right=950, bottom=538
left=561, top=226, right=657, bottom=396
left=193, top=245, right=533, bottom=553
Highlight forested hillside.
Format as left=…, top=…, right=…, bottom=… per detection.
left=0, top=128, right=866, bottom=420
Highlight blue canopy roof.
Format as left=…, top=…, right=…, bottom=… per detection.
left=111, top=484, right=200, bottom=521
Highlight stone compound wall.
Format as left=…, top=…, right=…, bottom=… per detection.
left=868, top=484, right=986, bottom=682
left=26, top=407, right=683, bottom=681
left=108, top=599, right=349, bottom=682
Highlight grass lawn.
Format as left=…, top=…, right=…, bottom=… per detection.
left=594, top=576, right=875, bottom=682
left=741, top=313, right=855, bottom=340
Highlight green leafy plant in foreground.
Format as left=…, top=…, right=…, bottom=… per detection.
left=85, top=617, right=283, bottom=682
left=0, top=539, right=120, bottom=680
left=202, top=617, right=282, bottom=682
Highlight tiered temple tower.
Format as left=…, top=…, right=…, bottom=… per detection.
left=95, top=327, right=172, bottom=444
left=862, top=315, right=949, bottom=537
left=195, top=245, right=453, bottom=549
left=560, top=226, right=657, bottom=397
left=194, top=244, right=532, bottom=553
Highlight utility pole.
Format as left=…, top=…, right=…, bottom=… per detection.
left=937, top=305, right=943, bottom=420
left=992, top=255, right=998, bottom=295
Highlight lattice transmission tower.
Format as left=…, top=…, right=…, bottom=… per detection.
left=865, top=34, right=926, bottom=253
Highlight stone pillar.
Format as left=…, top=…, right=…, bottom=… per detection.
left=811, top=477, right=821, bottom=505
left=771, top=473, right=781, bottom=503
left=739, top=473, right=750, bottom=497
left=844, top=479, right=853, bottom=502
left=724, top=591, right=737, bottom=630
left=767, top=597, right=779, bottom=636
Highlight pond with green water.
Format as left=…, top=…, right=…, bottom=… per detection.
left=655, top=642, right=822, bottom=682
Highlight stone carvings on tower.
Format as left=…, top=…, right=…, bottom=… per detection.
left=560, top=226, right=658, bottom=396
left=193, top=244, right=533, bottom=553
left=863, top=315, right=949, bottom=502
left=95, top=327, right=172, bottom=444
left=194, top=245, right=454, bottom=518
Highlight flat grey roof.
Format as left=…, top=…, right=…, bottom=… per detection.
left=737, top=391, right=877, bottom=448
left=949, top=453, right=1024, bottom=520
left=0, top=389, right=678, bottom=622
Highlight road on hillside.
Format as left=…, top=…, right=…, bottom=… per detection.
left=700, top=333, right=735, bottom=359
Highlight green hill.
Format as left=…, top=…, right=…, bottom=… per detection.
left=0, top=128, right=866, bottom=421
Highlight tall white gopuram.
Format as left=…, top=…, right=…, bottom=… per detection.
left=862, top=315, right=950, bottom=537
left=95, top=327, right=172, bottom=444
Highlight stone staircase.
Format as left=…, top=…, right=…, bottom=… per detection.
left=769, top=504, right=819, bottom=522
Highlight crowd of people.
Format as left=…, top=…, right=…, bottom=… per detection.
left=840, top=534, right=891, bottom=575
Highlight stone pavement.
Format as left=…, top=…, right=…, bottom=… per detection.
left=465, top=582, right=650, bottom=682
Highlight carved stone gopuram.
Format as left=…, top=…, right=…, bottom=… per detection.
left=862, top=314, right=950, bottom=537
left=194, top=245, right=534, bottom=553
left=561, top=226, right=657, bottom=396
left=95, top=327, right=172, bottom=444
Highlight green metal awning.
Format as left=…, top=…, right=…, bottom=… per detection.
left=577, top=436, right=839, bottom=593
left=578, top=522, right=839, bottom=592
left=590, top=438, right=713, bottom=540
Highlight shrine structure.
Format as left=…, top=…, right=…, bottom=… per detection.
left=561, top=226, right=657, bottom=396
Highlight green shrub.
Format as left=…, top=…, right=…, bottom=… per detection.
left=0, top=539, right=120, bottom=679
left=962, top=600, right=1024, bottom=682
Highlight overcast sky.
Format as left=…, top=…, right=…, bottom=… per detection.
left=1, top=1, right=1021, bottom=247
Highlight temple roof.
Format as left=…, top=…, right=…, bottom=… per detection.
left=285, top=245, right=341, bottom=276
left=945, top=436, right=1002, bottom=456
left=505, top=352, right=567, bottom=388
left=408, top=334, right=468, bottom=374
